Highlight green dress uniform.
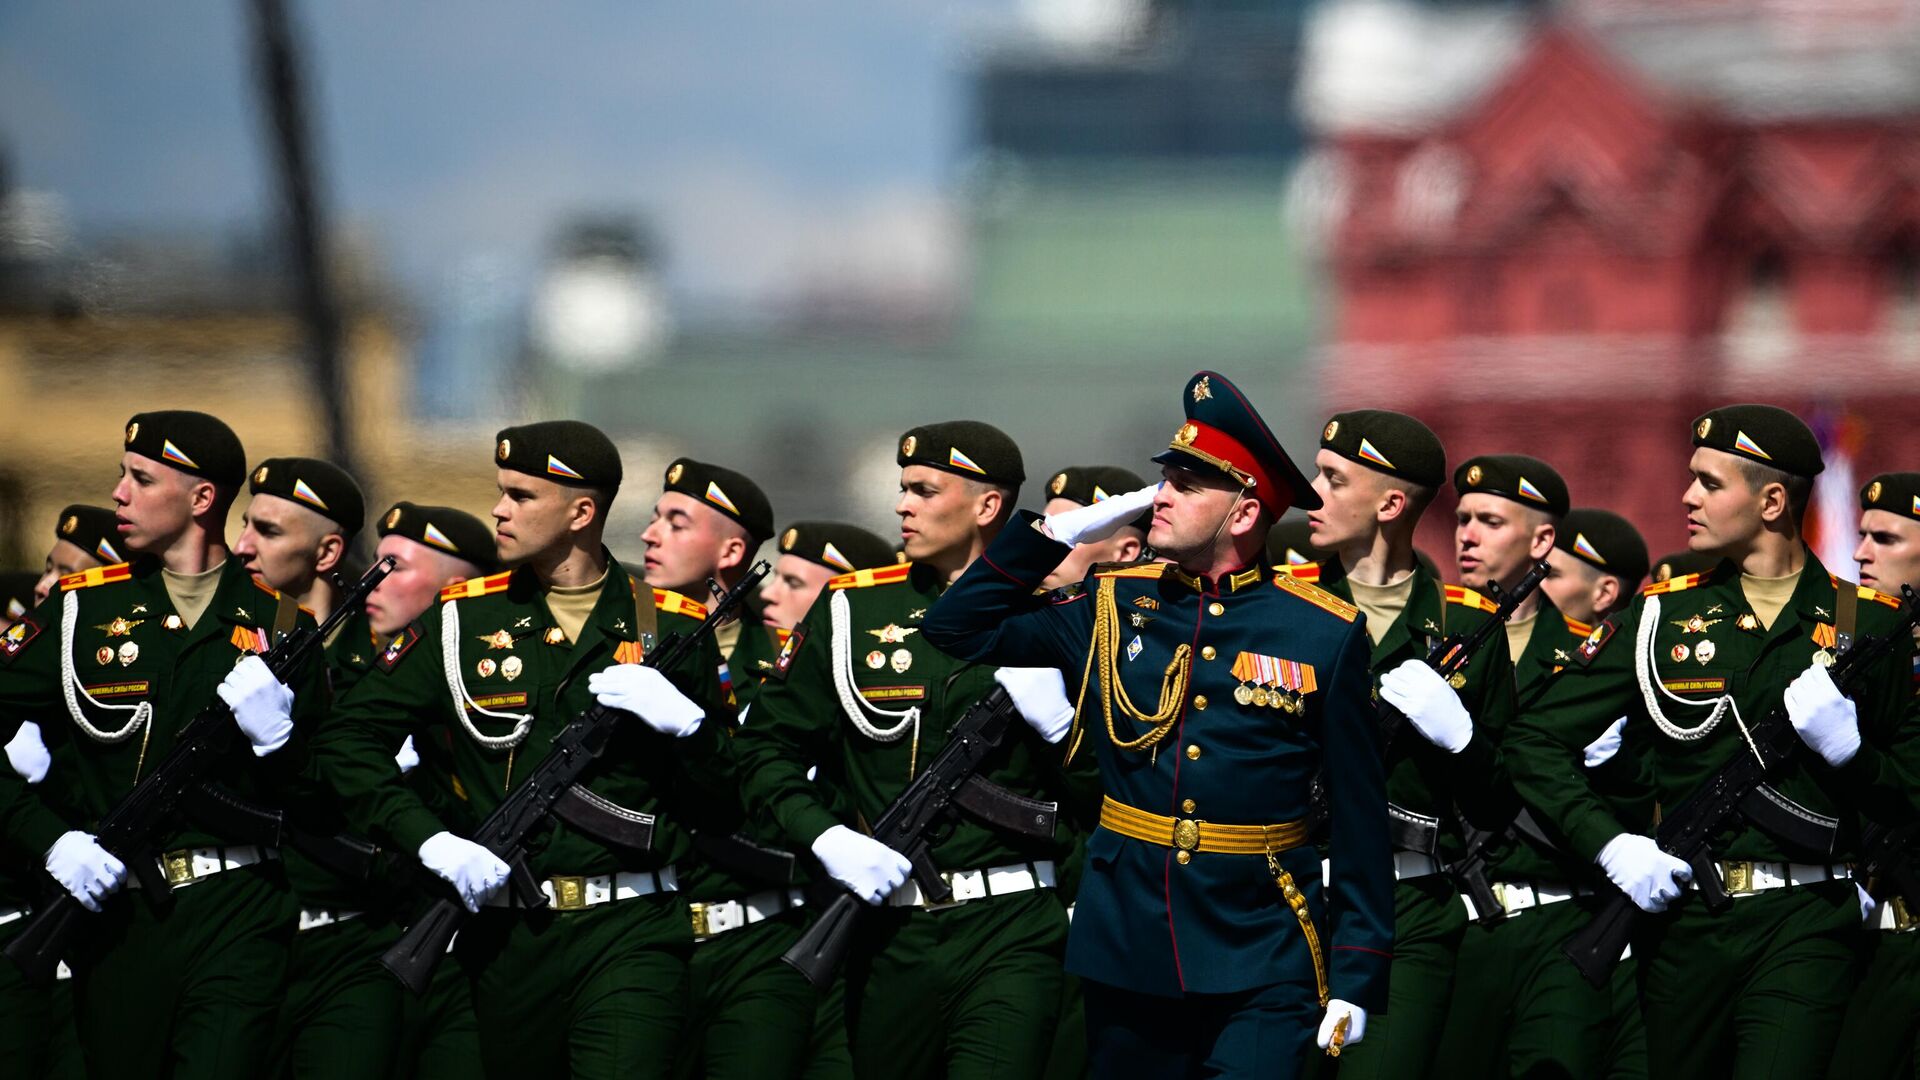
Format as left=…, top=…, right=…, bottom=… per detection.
left=0, top=556, right=324, bottom=1078
left=1276, top=557, right=1514, bottom=1080
left=311, top=557, right=732, bottom=1080
left=736, top=559, right=1091, bottom=1080
left=0, top=734, right=86, bottom=1080
left=925, top=372, right=1394, bottom=1079
left=1506, top=553, right=1916, bottom=1080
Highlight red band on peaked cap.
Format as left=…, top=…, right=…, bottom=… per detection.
left=1152, top=370, right=1320, bottom=513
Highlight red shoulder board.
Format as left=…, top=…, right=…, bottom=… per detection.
left=376, top=624, right=424, bottom=672
left=60, top=563, right=133, bottom=591
left=0, top=616, right=44, bottom=664
left=770, top=627, right=805, bottom=681
left=1575, top=618, right=1618, bottom=665
left=828, top=564, right=913, bottom=591
left=440, top=571, right=513, bottom=602
left=652, top=589, right=709, bottom=619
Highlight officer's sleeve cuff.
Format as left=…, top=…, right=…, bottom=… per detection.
left=789, top=805, right=845, bottom=853
left=981, top=511, right=1073, bottom=590
left=391, top=808, right=451, bottom=856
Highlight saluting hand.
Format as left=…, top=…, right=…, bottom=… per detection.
left=1042, top=484, right=1159, bottom=547
left=1379, top=660, right=1472, bottom=753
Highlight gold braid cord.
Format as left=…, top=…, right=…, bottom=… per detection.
left=1071, top=577, right=1191, bottom=757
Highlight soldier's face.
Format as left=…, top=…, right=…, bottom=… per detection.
left=896, top=465, right=993, bottom=562
left=1039, top=497, right=1143, bottom=589
left=1454, top=493, right=1553, bottom=591
left=491, top=470, right=590, bottom=564
left=1148, top=466, right=1243, bottom=560
left=1539, top=547, right=1610, bottom=624
left=35, top=539, right=102, bottom=607
left=366, top=535, right=477, bottom=637
left=1681, top=449, right=1764, bottom=555
left=234, top=493, right=338, bottom=593
left=112, top=451, right=204, bottom=554
left=1855, top=509, right=1920, bottom=594
left=760, top=554, right=836, bottom=628
left=640, top=493, right=745, bottom=592
left=1307, top=450, right=1389, bottom=551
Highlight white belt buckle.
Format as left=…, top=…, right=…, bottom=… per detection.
left=950, top=869, right=987, bottom=902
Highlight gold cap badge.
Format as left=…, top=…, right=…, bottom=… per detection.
left=254, top=465, right=269, bottom=485
left=1696, top=417, right=1712, bottom=439
left=61, top=515, right=77, bottom=536
left=1174, top=423, right=1198, bottom=447
left=497, top=439, right=511, bottom=462
left=781, top=527, right=798, bottom=552
left=667, top=462, right=684, bottom=485
left=1050, top=473, right=1067, bottom=495
left=126, top=421, right=139, bottom=444
left=1192, top=375, right=1212, bottom=402
left=1868, top=481, right=1883, bottom=504
left=901, top=435, right=917, bottom=457
left=1323, top=420, right=1338, bottom=441
left=1466, top=464, right=1483, bottom=485
left=385, top=507, right=402, bottom=529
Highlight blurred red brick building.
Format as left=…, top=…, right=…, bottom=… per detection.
left=1298, top=1, right=1920, bottom=562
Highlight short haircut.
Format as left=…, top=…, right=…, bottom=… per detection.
left=1733, top=458, right=1812, bottom=525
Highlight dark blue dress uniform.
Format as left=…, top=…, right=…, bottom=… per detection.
left=925, top=372, right=1392, bottom=1076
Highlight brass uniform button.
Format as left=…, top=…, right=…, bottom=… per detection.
left=1201, top=645, right=1217, bottom=660
left=1208, top=602, right=1225, bottom=616
left=1193, top=695, right=1209, bottom=710
left=1185, top=744, right=1202, bottom=761
left=1181, top=799, right=1196, bottom=813
left=1175, top=850, right=1192, bottom=865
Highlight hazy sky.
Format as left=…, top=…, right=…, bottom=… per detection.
left=0, top=1, right=1019, bottom=307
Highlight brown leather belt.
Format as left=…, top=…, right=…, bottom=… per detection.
left=1100, top=795, right=1309, bottom=855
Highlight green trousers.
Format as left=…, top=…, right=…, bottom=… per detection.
left=1321, top=874, right=1463, bottom=1080
left=802, top=970, right=855, bottom=1080
left=1043, top=973, right=1088, bottom=1080
left=1637, top=881, right=1861, bottom=1080
left=71, top=861, right=293, bottom=1079
left=0, top=914, right=85, bottom=1078
left=1605, top=950, right=1647, bottom=1080
left=1830, top=924, right=1920, bottom=1078
left=403, top=951, right=484, bottom=1080
left=678, top=910, right=820, bottom=1079
left=454, top=892, right=692, bottom=1080
left=1438, top=896, right=1613, bottom=1079
left=273, top=914, right=408, bottom=1078
left=845, top=889, right=1068, bottom=1080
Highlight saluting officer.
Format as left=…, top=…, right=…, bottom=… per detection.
left=924, top=372, right=1393, bottom=1078
left=1281, top=411, right=1513, bottom=1080
left=0, top=411, right=323, bottom=1078
left=1505, top=406, right=1919, bottom=1080
left=736, top=420, right=1093, bottom=1080
left=311, top=421, right=733, bottom=1080
left=1831, top=471, right=1920, bottom=1080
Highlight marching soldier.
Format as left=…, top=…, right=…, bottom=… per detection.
left=924, top=373, right=1393, bottom=1077
left=1649, top=549, right=1717, bottom=586
left=1437, top=503, right=1655, bottom=1079
left=1831, top=471, right=1920, bottom=1079
left=33, top=505, right=127, bottom=608
left=311, top=421, right=734, bottom=1080
left=1281, top=411, right=1514, bottom=1079
left=736, top=421, right=1094, bottom=1080
left=0, top=411, right=324, bottom=1078
left=641, top=457, right=775, bottom=666
left=678, top=520, right=893, bottom=1080
left=234, top=458, right=365, bottom=622
left=1505, top=406, right=1918, bottom=1079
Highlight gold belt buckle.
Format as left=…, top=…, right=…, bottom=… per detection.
left=550, top=875, right=589, bottom=911
left=1720, top=861, right=1754, bottom=894
left=1173, top=818, right=1201, bottom=853
left=162, top=849, right=195, bottom=887
left=1892, top=897, right=1916, bottom=932
left=688, top=901, right=710, bottom=938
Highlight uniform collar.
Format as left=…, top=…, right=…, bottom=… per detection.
left=1169, top=561, right=1266, bottom=595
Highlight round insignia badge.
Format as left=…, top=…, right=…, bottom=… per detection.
left=1050, top=473, right=1067, bottom=496
left=385, top=507, right=402, bottom=529
left=865, top=650, right=886, bottom=670
left=61, top=515, right=77, bottom=536
left=96, top=646, right=114, bottom=666
left=477, top=658, right=497, bottom=678
left=1466, top=465, right=1483, bottom=486
left=497, top=439, right=511, bottom=462
left=1696, top=417, right=1712, bottom=439
left=1174, top=423, right=1198, bottom=447
left=1448, top=672, right=1467, bottom=689
left=781, top=528, right=798, bottom=552
left=1323, top=420, right=1339, bottom=442
left=890, top=648, right=913, bottom=673
left=667, top=462, right=684, bottom=485
left=254, top=465, right=269, bottom=485
left=126, top=421, right=139, bottom=444
left=1234, top=685, right=1253, bottom=706
left=1814, top=648, right=1835, bottom=668
left=1868, top=481, right=1883, bottom=504
left=501, top=655, right=523, bottom=681
left=901, top=435, right=917, bottom=457
left=1671, top=643, right=1690, bottom=663
left=1695, top=640, right=1716, bottom=665
left=118, top=642, right=139, bottom=667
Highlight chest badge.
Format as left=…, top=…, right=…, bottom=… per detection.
left=501, top=656, right=524, bottom=681
left=1671, top=644, right=1690, bottom=663
left=1813, top=648, right=1835, bottom=668
left=477, top=658, right=497, bottom=678
left=867, top=624, right=918, bottom=645
left=95, top=617, right=144, bottom=637
left=234, top=606, right=251, bottom=622
left=1126, top=635, right=1144, bottom=662
left=1129, top=612, right=1151, bottom=628
left=131, top=603, right=149, bottom=615
left=1735, top=613, right=1761, bottom=633
left=1231, top=652, right=1315, bottom=714
left=479, top=629, right=516, bottom=650
left=1695, top=640, right=1717, bottom=665
left=544, top=628, right=567, bottom=646
left=1133, top=597, right=1160, bottom=611
left=117, top=642, right=139, bottom=666
left=1671, top=615, right=1720, bottom=634
left=890, top=648, right=913, bottom=673
left=515, top=616, right=533, bottom=629
left=865, top=650, right=886, bottom=670
left=95, top=646, right=114, bottom=666
left=1424, top=618, right=1441, bottom=633
left=908, top=608, right=926, bottom=621
left=163, top=614, right=185, bottom=632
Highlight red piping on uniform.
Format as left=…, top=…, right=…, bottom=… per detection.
left=981, top=553, right=1027, bottom=587
left=1162, top=575, right=1215, bottom=992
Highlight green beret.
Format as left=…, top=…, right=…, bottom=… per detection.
left=663, top=458, right=774, bottom=545
left=1650, top=549, right=1718, bottom=584
left=494, top=420, right=623, bottom=492
left=54, top=505, right=126, bottom=566
left=1557, top=507, right=1649, bottom=588
left=897, top=420, right=1025, bottom=490
left=1045, top=465, right=1152, bottom=531
left=124, top=410, right=245, bottom=487
left=1454, top=454, right=1570, bottom=518
left=1319, top=410, right=1446, bottom=488
left=775, top=521, right=896, bottom=575
left=0, top=571, right=36, bottom=622
left=378, top=502, right=499, bottom=571
left=1151, top=371, right=1319, bottom=512
left=1690, top=404, right=1822, bottom=478
left=249, top=457, right=365, bottom=536
left=1266, top=517, right=1328, bottom=567
left=1860, top=472, right=1920, bottom=522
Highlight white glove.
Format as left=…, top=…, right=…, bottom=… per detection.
left=1596, top=833, right=1691, bottom=913
left=810, top=824, right=911, bottom=906
left=588, top=665, right=704, bottom=738
left=1858, top=884, right=1878, bottom=924
left=394, top=735, right=420, bottom=774
left=6, top=721, right=51, bottom=784
left=1583, top=717, right=1627, bottom=769
left=1785, top=663, right=1860, bottom=767
left=217, top=655, right=295, bottom=756
left=1317, top=999, right=1368, bottom=1051
left=417, top=831, right=510, bottom=913
left=1042, top=484, right=1158, bottom=547
left=995, top=667, right=1074, bottom=744
left=1378, top=660, right=1472, bottom=753
left=45, top=831, right=126, bottom=913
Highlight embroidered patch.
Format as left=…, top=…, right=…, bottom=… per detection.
left=466, top=692, right=529, bottom=710
left=83, top=680, right=151, bottom=699
left=376, top=624, right=423, bottom=672
left=1575, top=619, right=1618, bottom=664
left=858, top=685, right=925, bottom=702
left=1, top=616, right=44, bottom=663
left=1663, top=677, right=1726, bottom=694
left=770, top=628, right=805, bottom=681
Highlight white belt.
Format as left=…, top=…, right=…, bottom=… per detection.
left=1460, top=880, right=1591, bottom=921
left=889, top=860, right=1058, bottom=909
left=1688, top=861, right=1849, bottom=896
left=126, top=845, right=277, bottom=890
left=297, top=908, right=364, bottom=933
left=1324, top=852, right=1439, bottom=886
left=691, top=888, right=806, bottom=941
left=0, top=905, right=24, bottom=928
left=485, top=866, right=679, bottom=910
